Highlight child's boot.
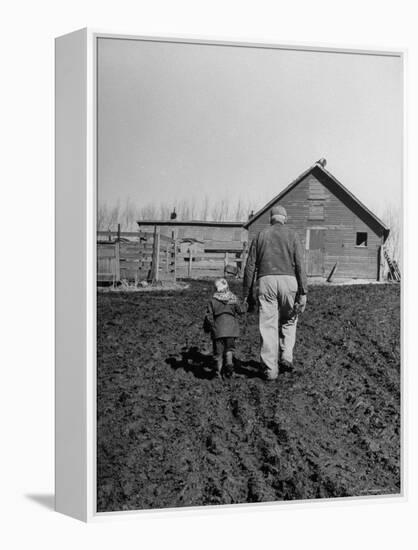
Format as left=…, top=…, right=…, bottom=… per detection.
left=223, top=351, right=234, bottom=378
left=214, top=355, right=223, bottom=377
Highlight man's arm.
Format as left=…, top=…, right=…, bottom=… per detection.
left=293, top=232, right=308, bottom=296
left=243, top=237, right=257, bottom=298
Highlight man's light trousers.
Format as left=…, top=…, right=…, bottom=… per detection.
left=258, top=274, right=298, bottom=379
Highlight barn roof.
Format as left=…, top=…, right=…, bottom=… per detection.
left=243, top=160, right=390, bottom=240
left=137, top=220, right=244, bottom=227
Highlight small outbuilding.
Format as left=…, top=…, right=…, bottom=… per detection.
left=136, top=220, right=248, bottom=278
left=244, top=159, right=390, bottom=281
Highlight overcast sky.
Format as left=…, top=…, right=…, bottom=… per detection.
left=97, top=38, right=403, bottom=218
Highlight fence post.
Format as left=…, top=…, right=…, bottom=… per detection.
left=188, top=247, right=193, bottom=278
left=224, top=252, right=229, bottom=276
left=151, top=226, right=160, bottom=283
left=115, top=240, right=120, bottom=282
left=172, top=231, right=177, bottom=282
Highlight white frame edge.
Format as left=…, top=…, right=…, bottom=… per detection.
left=55, top=27, right=96, bottom=522
left=55, top=28, right=406, bottom=522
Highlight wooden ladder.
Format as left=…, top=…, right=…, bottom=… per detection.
left=383, top=248, right=401, bottom=281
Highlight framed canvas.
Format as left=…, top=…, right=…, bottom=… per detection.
left=55, top=29, right=404, bottom=521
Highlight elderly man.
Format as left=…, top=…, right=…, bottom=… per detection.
left=243, top=205, right=307, bottom=380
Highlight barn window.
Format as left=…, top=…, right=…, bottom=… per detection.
left=356, top=232, right=368, bottom=247
left=308, top=179, right=326, bottom=200
left=308, top=203, right=324, bottom=220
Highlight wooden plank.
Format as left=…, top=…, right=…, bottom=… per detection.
left=188, top=248, right=193, bottom=277
left=97, top=229, right=175, bottom=243
left=326, top=262, right=338, bottom=283
left=120, top=259, right=140, bottom=265
left=190, top=263, right=224, bottom=270
left=97, top=258, right=114, bottom=274
left=97, top=248, right=116, bottom=259
left=115, top=241, right=120, bottom=282
left=97, top=230, right=139, bottom=238
left=97, top=273, right=115, bottom=282
left=150, top=226, right=160, bottom=282
left=203, top=241, right=245, bottom=251
left=307, top=249, right=324, bottom=276
left=309, top=228, right=325, bottom=250
left=179, top=252, right=228, bottom=260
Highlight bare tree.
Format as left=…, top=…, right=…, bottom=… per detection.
left=97, top=194, right=266, bottom=231
left=107, top=200, right=121, bottom=231
left=97, top=202, right=109, bottom=231
left=138, top=203, right=159, bottom=220
left=200, top=195, right=210, bottom=220
left=158, top=202, right=171, bottom=220
left=121, top=197, right=136, bottom=231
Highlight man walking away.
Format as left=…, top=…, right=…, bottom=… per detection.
left=243, top=205, right=308, bottom=380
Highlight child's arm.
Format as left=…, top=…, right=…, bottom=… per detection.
left=203, top=301, right=215, bottom=334
left=235, top=299, right=248, bottom=315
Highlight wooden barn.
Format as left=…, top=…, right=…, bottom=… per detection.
left=245, top=159, right=390, bottom=281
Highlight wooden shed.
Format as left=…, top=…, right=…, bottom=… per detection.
left=136, top=220, right=246, bottom=250
left=244, top=159, right=390, bottom=281
left=136, top=220, right=248, bottom=278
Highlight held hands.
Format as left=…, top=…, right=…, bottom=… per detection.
left=244, top=291, right=257, bottom=313
left=295, top=294, right=307, bottom=313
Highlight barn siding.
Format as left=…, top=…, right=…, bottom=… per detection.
left=248, top=173, right=383, bottom=279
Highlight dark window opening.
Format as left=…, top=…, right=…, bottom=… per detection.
left=356, top=232, right=368, bottom=247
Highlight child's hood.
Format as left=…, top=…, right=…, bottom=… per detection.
left=213, top=290, right=238, bottom=305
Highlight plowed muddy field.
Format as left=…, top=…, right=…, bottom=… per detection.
left=97, top=281, right=400, bottom=512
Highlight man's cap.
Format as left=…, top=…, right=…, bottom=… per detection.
left=271, top=205, right=287, bottom=217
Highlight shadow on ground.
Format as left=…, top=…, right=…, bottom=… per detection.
left=25, top=494, right=55, bottom=510
left=165, top=346, right=217, bottom=380
left=166, top=346, right=264, bottom=380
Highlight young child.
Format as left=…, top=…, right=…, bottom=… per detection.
left=203, top=278, right=247, bottom=378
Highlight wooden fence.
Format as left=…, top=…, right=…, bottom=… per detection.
left=97, top=229, right=176, bottom=284
left=175, top=245, right=247, bottom=279
left=97, top=228, right=247, bottom=283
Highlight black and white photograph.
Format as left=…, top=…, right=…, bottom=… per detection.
left=95, top=36, right=402, bottom=513
left=6, top=0, right=418, bottom=545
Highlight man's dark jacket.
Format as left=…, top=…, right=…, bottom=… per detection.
left=243, top=223, right=308, bottom=296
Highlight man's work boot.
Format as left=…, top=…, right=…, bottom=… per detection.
left=260, top=363, right=278, bottom=381
left=223, top=351, right=234, bottom=378
left=279, top=359, right=294, bottom=373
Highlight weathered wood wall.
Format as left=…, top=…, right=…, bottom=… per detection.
left=97, top=228, right=247, bottom=282
left=97, top=231, right=176, bottom=283
left=138, top=224, right=246, bottom=249
left=247, top=170, right=384, bottom=279
left=175, top=248, right=247, bottom=279
left=138, top=224, right=248, bottom=279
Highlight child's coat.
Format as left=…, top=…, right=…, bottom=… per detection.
left=204, top=291, right=246, bottom=339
